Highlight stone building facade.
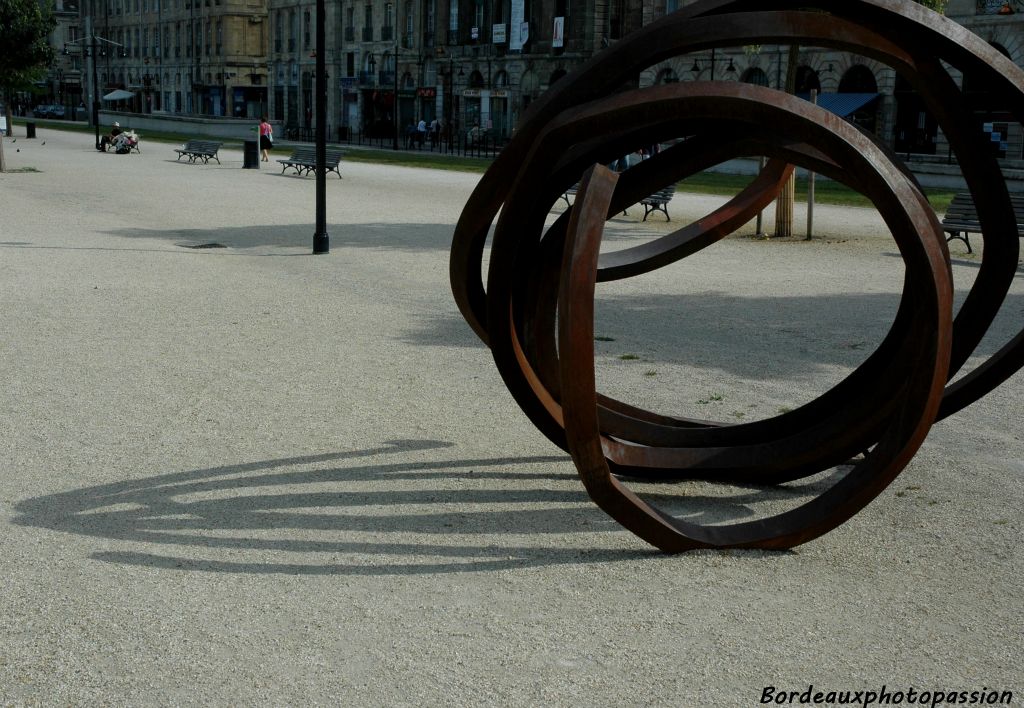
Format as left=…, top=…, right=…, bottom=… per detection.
left=74, top=0, right=269, bottom=119
left=66, top=0, right=1024, bottom=166
left=642, top=0, right=1024, bottom=166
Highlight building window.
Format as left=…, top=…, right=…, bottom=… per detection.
left=175, top=23, right=180, bottom=57
left=303, top=10, right=310, bottom=49
left=609, top=0, right=624, bottom=39
left=289, top=10, right=296, bottom=52
left=216, top=21, right=222, bottom=55
left=449, top=0, right=457, bottom=30
left=275, top=11, right=282, bottom=52
left=404, top=3, right=413, bottom=47
left=474, top=0, right=484, bottom=33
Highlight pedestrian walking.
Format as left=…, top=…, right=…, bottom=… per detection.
left=259, top=115, right=273, bottom=162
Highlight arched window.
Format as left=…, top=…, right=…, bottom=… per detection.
left=494, top=70, right=509, bottom=87
left=741, top=67, right=769, bottom=86
left=795, top=66, right=820, bottom=94
left=469, top=70, right=485, bottom=88
left=838, top=65, right=877, bottom=93
left=656, top=67, right=679, bottom=83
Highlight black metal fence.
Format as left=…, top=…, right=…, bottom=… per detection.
left=284, top=125, right=507, bottom=159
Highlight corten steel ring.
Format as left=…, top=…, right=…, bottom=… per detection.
left=449, top=0, right=1024, bottom=551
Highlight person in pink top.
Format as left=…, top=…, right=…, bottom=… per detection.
left=259, top=116, right=273, bottom=162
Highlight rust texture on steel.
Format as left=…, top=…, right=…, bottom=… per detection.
left=449, top=0, right=1024, bottom=551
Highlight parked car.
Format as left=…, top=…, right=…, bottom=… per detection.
left=31, top=104, right=67, bottom=119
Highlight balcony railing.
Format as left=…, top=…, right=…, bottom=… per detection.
left=358, top=70, right=375, bottom=85
left=344, top=26, right=354, bottom=41
left=362, top=27, right=374, bottom=41
left=381, top=26, right=393, bottom=41
left=447, top=28, right=460, bottom=45
left=379, top=70, right=395, bottom=85
left=423, top=30, right=434, bottom=48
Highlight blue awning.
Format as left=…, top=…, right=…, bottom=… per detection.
left=798, top=92, right=880, bottom=118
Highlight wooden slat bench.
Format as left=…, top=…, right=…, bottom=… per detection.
left=174, top=139, right=223, bottom=164
left=277, top=146, right=345, bottom=178
left=942, top=191, right=1024, bottom=254
left=559, top=176, right=674, bottom=221
left=640, top=186, right=675, bottom=221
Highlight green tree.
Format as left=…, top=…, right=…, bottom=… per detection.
left=0, top=0, right=56, bottom=171
left=917, top=0, right=949, bottom=11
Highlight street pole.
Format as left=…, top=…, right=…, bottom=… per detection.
left=393, top=32, right=400, bottom=150
left=312, top=0, right=329, bottom=254
left=86, top=17, right=101, bottom=150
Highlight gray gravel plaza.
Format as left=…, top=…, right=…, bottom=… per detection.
left=0, top=127, right=1021, bottom=705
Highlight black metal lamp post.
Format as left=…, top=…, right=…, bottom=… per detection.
left=312, top=0, right=329, bottom=254
left=393, top=47, right=400, bottom=150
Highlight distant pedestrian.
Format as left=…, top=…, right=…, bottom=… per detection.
left=259, top=115, right=273, bottom=162
left=429, top=118, right=439, bottom=148
left=416, top=119, right=427, bottom=148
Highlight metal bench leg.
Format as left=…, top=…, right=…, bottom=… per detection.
left=945, top=231, right=973, bottom=254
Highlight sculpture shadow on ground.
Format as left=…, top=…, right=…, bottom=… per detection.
left=12, top=439, right=801, bottom=576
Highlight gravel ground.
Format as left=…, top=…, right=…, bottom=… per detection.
left=0, top=127, right=1021, bottom=706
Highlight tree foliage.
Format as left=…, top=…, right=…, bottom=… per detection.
left=0, top=0, right=57, bottom=91
left=917, top=0, right=949, bottom=12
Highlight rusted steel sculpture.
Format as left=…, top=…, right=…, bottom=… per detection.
left=450, top=0, right=1024, bottom=551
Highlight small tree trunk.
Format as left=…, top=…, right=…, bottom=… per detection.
left=775, top=173, right=794, bottom=236
left=774, top=44, right=800, bottom=238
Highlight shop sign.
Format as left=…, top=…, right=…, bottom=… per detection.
left=416, top=87, right=437, bottom=97
left=462, top=88, right=481, bottom=97
left=491, top=89, right=509, bottom=97
left=492, top=23, right=506, bottom=43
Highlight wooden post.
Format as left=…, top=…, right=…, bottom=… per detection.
left=807, top=88, right=817, bottom=241
left=774, top=44, right=800, bottom=238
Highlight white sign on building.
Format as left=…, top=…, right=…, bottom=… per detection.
left=552, top=17, right=564, bottom=48
left=510, top=0, right=525, bottom=51
left=492, top=23, right=507, bottom=44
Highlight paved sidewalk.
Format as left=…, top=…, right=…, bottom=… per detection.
left=0, top=127, right=1021, bottom=705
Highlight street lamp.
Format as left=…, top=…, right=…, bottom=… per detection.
left=312, top=0, right=329, bottom=254
left=63, top=35, right=126, bottom=150
left=393, top=48, right=400, bottom=150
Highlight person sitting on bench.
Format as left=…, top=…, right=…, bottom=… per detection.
left=99, top=122, right=123, bottom=151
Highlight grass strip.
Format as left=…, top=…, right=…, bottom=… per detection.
left=8, top=118, right=957, bottom=210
